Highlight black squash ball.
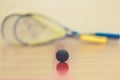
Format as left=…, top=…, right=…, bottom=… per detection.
left=56, top=49, right=69, bottom=63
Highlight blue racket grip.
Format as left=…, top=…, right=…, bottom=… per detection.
left=95, top=32, right=120, bottom=39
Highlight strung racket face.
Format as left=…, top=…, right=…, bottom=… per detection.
left=1, top=14, right=20, bottom=45
left=14, top=15, right=67, bottom=46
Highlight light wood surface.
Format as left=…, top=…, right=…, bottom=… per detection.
left=0, top=38, right=120, bottom=80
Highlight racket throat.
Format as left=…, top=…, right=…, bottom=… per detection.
left=66, top=31, right=79, bottom=37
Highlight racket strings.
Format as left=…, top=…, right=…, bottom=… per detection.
left=23, top=16, right=59, bottom=38
left=15, top=15, right=65, bottom=45
left=22, top=17, right=46, bottom=38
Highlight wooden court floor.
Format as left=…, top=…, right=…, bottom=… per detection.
left=0, top=38, right=120, bottom=80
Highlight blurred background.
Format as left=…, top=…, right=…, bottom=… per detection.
left=0, top=0, right=120, bottom=33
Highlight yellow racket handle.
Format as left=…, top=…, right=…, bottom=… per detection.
left=79, top=34, right=107, bottom=44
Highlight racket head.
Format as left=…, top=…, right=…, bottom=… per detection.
left=13, top=14, right=67, bottom=46
left=1, top=14, right=21, bottom=45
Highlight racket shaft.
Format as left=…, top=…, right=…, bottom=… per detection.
left=79, top=34, right=107, bottom=44
left=95, top=32, right=120, bottom=39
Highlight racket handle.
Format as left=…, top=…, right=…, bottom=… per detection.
left=79, top=34, right=107, bottom=44
left=95, top=32, right=120, bottom=39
